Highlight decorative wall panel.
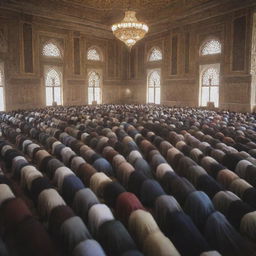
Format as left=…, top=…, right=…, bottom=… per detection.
left=232, top=16, right=246, bottom=71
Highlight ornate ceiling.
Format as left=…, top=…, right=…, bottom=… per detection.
left=63, top=0, right=175, bottom=11
left=1, top=0, right=256, bottom=36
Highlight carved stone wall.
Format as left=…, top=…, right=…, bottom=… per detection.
left=251, top=13, right=256, bottom=111
left=124, top=7, right=255, bottom=112
left=0, top=4, right=256, bottom=112
left=0, top=9, right=127, bottom=111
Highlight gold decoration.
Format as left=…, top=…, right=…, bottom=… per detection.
left=111, top=11, right=149, bottom=49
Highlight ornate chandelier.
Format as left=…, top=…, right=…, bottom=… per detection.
left=111, top=11, right=149, bottom=49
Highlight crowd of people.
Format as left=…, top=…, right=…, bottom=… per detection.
left=0, top=104, right=256, bottom=256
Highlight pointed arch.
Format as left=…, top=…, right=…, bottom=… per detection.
left=200, top=64, right=220, bottom=107
left=87, top=47, right=103, bottom=61
left=147, top=69, right=161, bottom=104
left=88, top=70, right=102, bottom=104
left=200, top=39, right=222, bottom=56
left=148, top=47, right=163, bottom=62
left=44, top=67, right=62, bottom=106
left=42, top=42, right=62, bottom=58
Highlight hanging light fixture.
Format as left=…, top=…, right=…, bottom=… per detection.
left=111, top=10, right=149, bottom=49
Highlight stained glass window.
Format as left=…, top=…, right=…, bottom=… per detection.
left=148, top=70, right=160, bottom=104
left=88, top=71, right=101, bottom=104
left=201, top=67, right=219, bottom=107
left=42, top=43, right=61, bottom=57
left=201, top=40, right=221, bottom=55
left=87, top=48, right=101, bottom=61
left=45, top=68, right=62, bottom=106
left=149, top=48, right=162, bottom=61
left=0, top=68, right=4, bottom=111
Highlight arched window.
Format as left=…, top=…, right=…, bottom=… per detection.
left=45, top=68, right=62, bottom=106
left=88, top=71, right=101, bottom=104
left=148, top=48, right=162, bottom=61
left=147, top=70, right=161, bottom=104
left=42, top=42, right=61, bottom=57
left=201, top=67, right=219, bottom=107
left=0, top=66, right=4, bottom=111
left=201, top=39, right=221, bottom=56
left=87, top=47, right=102, bottom=61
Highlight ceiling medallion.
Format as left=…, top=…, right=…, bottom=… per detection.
left=111, top=10, right=149, bottom=49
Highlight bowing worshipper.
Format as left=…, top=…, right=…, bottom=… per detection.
left=3, top=148, right=21, bottom=169
left=30, top=176, right=53, bottom=203
left=0, top=184, right=15, bottom=206
left=229, top=178, right=253, bottom=199
left=61, top=175, right=85, bottom=205
left=112, top=154, right=127, bottom=170
left=162, top=210, right=210, bottom=256
left=134, top=157, right=153, bottom=178
left=128, top=171, right=148, bottom=197
left=48, top=205, right=75, bottom=237
left=196, top=174, right=223, bottom=199
left=184, top=191, right=215, bottom=232
left=11, top=155, right=29, bottom=179
left=244, top=164, right=256, bottom=187
left=102, top=181, right=126, bottom=208
left=72, top=188, right=99, bottom=223
left=77, top=162, right=97, bottom=187
left=72, top=239, right=106, bottom=256
left=160, top=172, right=196, bottom=206
left=39, top=155, right=54, bottom=173
left=128, top=209, right=160, bottom=248
left=45, top=158, right=65, bottom=179
left=98, top=220, right=138, bottom=256
left=204, top=211, right=255, bottom=256
left=154, top=195, right=182, bottom=230
left=226, top=199, right=254, bottom=230
left=115, top=192, right=145, bottom=226
left=139, top=179, right=165, bottom=207
left=235, top=159, right=253, bottom=179
left=212, top=191, right=241, bottom=217
left=1, top=197, right=32, bottom=237
left=89, top=172, right=112, bottom=198
left=92, top=156, right=114, bottom=176
left=88, top=204, right=114, bottom=237
left=60, top=147, right=76, bottom=166
left=13, top=215, right=58, bottom=256
left=143, top=231, right=181, bottom=256
left=184, top=165, right=207, bottom=187
left=190, top=148, right=204, bottom=164
left=37, top=188, right=66, bottom=219
left=120, top=250, right=143, bottom=256
left=53, top=166, right=74, bottom=192
left=242, top=187, right=256, bottom=209
left=222, top=153, right=244, bottom=172
left=216, top=169, right=239, bottom=189
left=155, top=162, right=174, bottom=180
left=20, top=165, right=43, bottom=190
left=60, top=216, right=92, bottom=253
left=240, top=211, right=256, bottom=242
